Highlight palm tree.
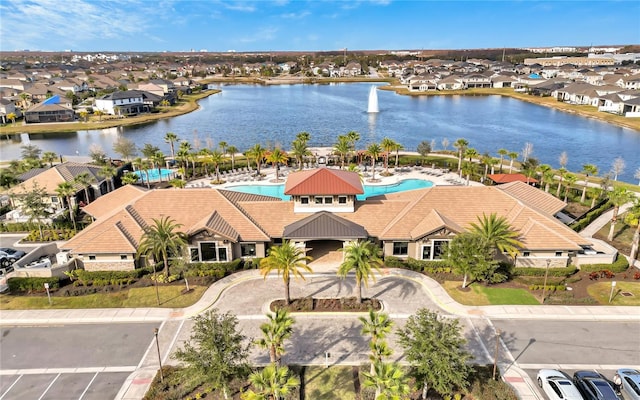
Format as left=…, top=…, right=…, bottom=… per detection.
left=137, top=216, right=188, bottom=277
left=295, top=131, right=311, bottom=144
left=291, top=139, right=311, bottom=171
left=392, top=141, right=404, bottom=168
left=267, top=148, right=288, bottom=181
left=151, top=151, right=166, bottom=183
left=74, top=172, right=96, bottom=205
left=242, top=364, right=300, bottom=400
left=507, top=151, right=519, bottom=173
left=218, top=141, right=228, bottom=157
left=94, top=109, right=104, bottom=121
left=204, top=150, right=220, bottom=181
left=381, top=137, right=396, bottom=175
left=7, top=112, right=16, bottom=124
left=338, top=240, right=383, bottom=303
left=121, top=172, right=139, bottom=185
left=497, top=148, right=508, bottom=173
left=79, top=110, right=88, bottom=122
left=56, top=182, right=77, bottom=230
left=248, top=144, right=267, bottom=175
left=453, top=138, right=469, bottom=175
left=226, top=145, right=239, bottom=170
left=164, top=132, right=179, bottom=161
left=360, top=310, right=393, bottom=344
left=362, top=362, right=411, bottom=400
left=468, top=213, right=523, bottom=259
left=256, top=308, right=295, bottom=366
left=464, top=147, right=478, bottom=162
left=581, top=164, right=598, bottom=203
left=624, top=197, right=640, bottom=263
left=536, top=164, right=553, bottom=192
left=563, top=173, right=577, bottom=202
left=366, top=143, right=382, bottom=182
left=177, top=141, right=192, bottom=179
left=260, top=240, right=312, bottom=305
left=98, top=164, right=117, bottom=192
left=333, top=135, right=351, bottom=169
left=460, top=161, right=474, bottom=185
left=556, top=167, right=567, bottom=197
left=607, top=187, right=632, bottom=241
left=346, top=130, right=360, bottom=152
left=42, top=151, right=57, bottom=168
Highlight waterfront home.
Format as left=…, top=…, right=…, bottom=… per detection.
left=24, top=95, right=74, bottom=123
left=60, top=169, right=614, bottom=272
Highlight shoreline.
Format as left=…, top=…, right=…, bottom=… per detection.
left=0, top=78, right=638, bottom=136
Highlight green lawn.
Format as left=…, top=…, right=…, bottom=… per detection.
left=304, top=366, right=357, bottom=400
left=587, top=281, right=640, bottom=306
left=0, top=285, right=207, bottom=310
left=443, top=281, right=540, bottom=305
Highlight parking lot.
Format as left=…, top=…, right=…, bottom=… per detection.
left=0, top=323, right=159, bottom=400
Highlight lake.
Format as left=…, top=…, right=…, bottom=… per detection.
left=1, top=83, right=638, bottom=182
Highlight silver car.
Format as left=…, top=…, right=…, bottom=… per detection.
left=616, top=369, right=640, bottom=400
left=537, top=369, right=584, bottom=400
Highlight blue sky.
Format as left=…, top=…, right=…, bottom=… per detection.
left=1, top=1, right=638, bottom=52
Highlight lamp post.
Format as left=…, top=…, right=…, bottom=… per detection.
left=541, top=259, right=551, bottom=304
left=154, top=328, right=164, bottom=382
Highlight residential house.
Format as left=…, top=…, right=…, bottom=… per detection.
left=24, top=95, right=74, bottom=123
left=463, top=73, right=492, bottom=88
left=61, top=169, right=610, bottom=272
left=0, top=98, right=21, bottom=123
left=95, top=90, right=150, bottom=115
left=437, top=75, right=465, bottom=90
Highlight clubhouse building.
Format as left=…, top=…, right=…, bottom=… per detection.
left=61, top=168, right=615, bottom=271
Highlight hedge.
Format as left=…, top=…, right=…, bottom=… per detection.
left=579, top=255, right=629, bottom=273
left=528, top=284, right=566, bottom=291
left=69, top=269, right=146, bottom=287
left=512, top=266, right=578, bottom=277
left=570, top=201, right=612, bottom=232
left=8, top=277, right=61, bottom=293
left=183, top=259, right=243, bottom=278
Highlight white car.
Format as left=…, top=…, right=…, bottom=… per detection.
left=537, top=369, right=584, bottom=400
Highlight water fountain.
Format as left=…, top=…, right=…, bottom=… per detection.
left=367, top=85, right=379, bottom=113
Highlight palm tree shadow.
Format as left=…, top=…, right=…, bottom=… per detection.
left=466, top=323, right=519, bottom=368
left=370, top=277, right=418, bottom=300
left=308, top=277, right=354, bottom=298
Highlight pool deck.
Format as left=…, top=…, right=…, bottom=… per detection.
left=185, top=162, right=482, bottom=190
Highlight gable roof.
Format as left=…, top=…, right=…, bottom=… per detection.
left=7, top=162, right=105, bottom=195
left=284, top=168, right=363, bottom=195
left=283, top=211, right=367, bottom=240
left=496, top=181, right=566, bottom=215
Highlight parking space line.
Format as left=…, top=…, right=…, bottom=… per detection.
left=0, top=374, right=22, bottom=400
left=78, top=371, right=99, bottom=400
left=37, top=372, right=60, bottom=400
left=0, top=366, right=136, bottom=375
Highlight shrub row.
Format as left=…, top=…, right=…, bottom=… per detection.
left=579, top=255, right=629, bottom=273
left=528, top=284, right=566, bottom=291
left=8, top=277, right=61, bottom=293
left=512, top=266, right=578, bottom=277
left=23, top=229, right=76, bottom=242
left=183, top=259, right=243, bottom=278
left=569, top=201, right=612, bottom=232
left=68, top=269, right=147, bottom=287
left=384, top=256, right=455, bottom=273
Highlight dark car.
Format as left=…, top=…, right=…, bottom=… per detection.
left=573, top=370, right=621, bottom=400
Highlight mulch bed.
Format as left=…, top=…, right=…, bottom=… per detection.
left=270, top=297, right=382, bottom=312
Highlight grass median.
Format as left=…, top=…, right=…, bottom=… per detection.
left=587, top=281, right=640, bottom=305
left=0, top=285, right=207, bottom=310
left=443, top=281, right=540, bottom=305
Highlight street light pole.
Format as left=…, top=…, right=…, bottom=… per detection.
left=154, top=328, right=164, bottom=382
left=541, top=259, right=551, bottom=304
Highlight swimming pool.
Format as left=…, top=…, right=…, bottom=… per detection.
left=225, top=178, right=433, bottom=201
left=134, top=168, right=175, bottom=182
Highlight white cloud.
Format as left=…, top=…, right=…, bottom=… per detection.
left=281, top=10, right=310, bottom=19
left=236, top=27, right=278, bottom=43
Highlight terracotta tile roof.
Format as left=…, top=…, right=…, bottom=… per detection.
left=488, top=173, right=538, bottom=184
left=62, top=182, right=590, bottom=255
left=284, top=168, right=363, bottom=195
left=83, top=185, right=147, bottom=219
left=496, top=181, right=566, bottom=215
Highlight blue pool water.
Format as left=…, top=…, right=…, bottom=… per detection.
left=134, top=168, right=175, bottom=182
left=226, top=178, right=433, bottom=201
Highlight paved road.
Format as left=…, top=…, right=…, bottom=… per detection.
left=0, top=323, right=159, bottom=400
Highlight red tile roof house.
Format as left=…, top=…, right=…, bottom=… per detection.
left=61, top=168, right=615, bottom=272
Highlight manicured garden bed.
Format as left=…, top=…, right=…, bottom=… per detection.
left=270, top=297, right=382, bottom=312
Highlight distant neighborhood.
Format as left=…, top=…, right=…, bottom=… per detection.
left=1, top=46, right=640, bottom=125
